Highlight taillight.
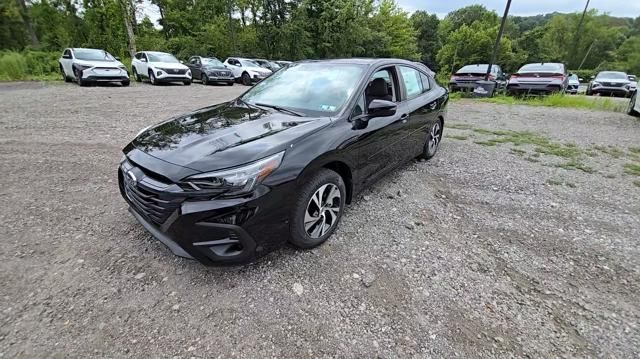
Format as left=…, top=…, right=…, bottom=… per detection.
left=510, top=73, right=520, bottom=78
left=450, top=75, right=457, bottom=81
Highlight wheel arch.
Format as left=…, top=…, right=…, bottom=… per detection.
left=296, top=155, right=355, bottom=205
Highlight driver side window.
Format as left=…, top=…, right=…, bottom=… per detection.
left=365, top=68, right=397, bottom=106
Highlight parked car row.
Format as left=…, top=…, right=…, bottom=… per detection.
left=59, top=47, right=291, bottom=87
left=449, top=61, right=637, bottom=98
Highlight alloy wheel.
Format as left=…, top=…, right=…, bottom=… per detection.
left=202, top=74, right=208, bottom=85
left=428, top=122, right=442, bottom=153
left=304, top=183, right=341, bottom=238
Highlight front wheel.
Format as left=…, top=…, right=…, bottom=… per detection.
left=241, top=72, right=252, bottom=86
left=149, top=71, right=158, bottom=85
left=183, top=79, right=192, bottom=86
left=132, top=67, right=141, bottom=82
left=628, top=93, right=639, bottom=117
left=420, top=121, right=443, bottom=160
left=201, top=74, right=209, bottom=85
left=121, top=80, right=130, bottom=87
left=227, top=81, right=234, bottom=86
left=74, top=68, right=87, bottom=87
left=289, top=169, right=346, bottom=249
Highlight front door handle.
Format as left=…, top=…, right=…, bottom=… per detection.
left=400, top=113, right=409, bottom=123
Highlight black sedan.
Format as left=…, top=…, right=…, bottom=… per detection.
left=119, top=58, right=448, bottom=266
left=185, top=56, right=235, bottom=85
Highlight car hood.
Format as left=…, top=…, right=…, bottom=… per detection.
left=246, top=66, right=272, bottom=74
left=75, top=59, right=124, bottom=68
left=150, top=62, right=189, bottom=70
left=203, top=65, right=228, bottom=71
left=131, top=102, right=331, bottom=172
left=594, top=77, right=630, bottom=84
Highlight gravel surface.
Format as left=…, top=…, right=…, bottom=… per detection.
left=1, top=82, right=639, bottom=358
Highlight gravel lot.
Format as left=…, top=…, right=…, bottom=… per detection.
left=1, top=82, right=639, bottom=358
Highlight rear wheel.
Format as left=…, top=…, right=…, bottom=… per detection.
left=289, top=169, right=346, bottom=249
left=241, top=72, right=252, bottom=86
left=420, top=120, right=443, bottom=160
left=201, top=74, right=209, bottom=85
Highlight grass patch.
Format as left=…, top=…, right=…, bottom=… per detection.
left=623, top=163, right=640, bottom=176
left=448, top=122, right=475, bottom=130
left=634, top=181, right=640, bottom=188
left=478, top=93, right=627, bottom=113
left=630, top=147, right=640, bottom=154
left=510, top=148, right=527, bottom=156
left=469, top=128, right=583, bottom=159
left=474, top=140, right=497, bottom=146
left=556, top=160, right=595, bottom=173
left=525, top=156, right=540, bottom=163
left=593, top=145, right=625, bottom=159
left=449, top=135, right=469, bottom=140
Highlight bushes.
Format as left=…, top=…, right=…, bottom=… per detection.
left=0, top=51, right=60, bottom=81
left=569, top=69, right=596, bottom=82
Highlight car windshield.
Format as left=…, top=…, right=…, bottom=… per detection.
left=596, top=72, right=628, bottom=80
left=569, top=74, right=579, bottom=81
left=457, top=64, right=492, bottom=74
left=74, top=49, right=115, bottom=61
left=519, top=64, right=563, bottom=73
left=269, top=62, right=282, bottom=69
left=240, top=62, right=366, bottom=117
left=241, top=59, right=261, bottom=68
left=202, top=58, right=223, bottom=66
left=148, top=53, right=179, bottom=63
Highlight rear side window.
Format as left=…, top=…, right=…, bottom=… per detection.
left=420, top=73, right=431, bottom=92
left=399, top=66, right=423, bottom=100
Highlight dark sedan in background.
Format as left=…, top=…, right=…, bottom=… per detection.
left=586, top=71, right=633, bottom=97
left=507, top=62, right=568, bottom=95
left=119, top=58, right=448, bottom=266
left=186, top=56, right=235, bottom=85
left=449, top=63, right=507, bottom=94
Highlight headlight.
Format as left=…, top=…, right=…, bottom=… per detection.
left=119, top=65, right=128, bottom=72
left=187, top=70, right=191, bottom=77
left=592, top=81, right=601, bottom=86
left=184, top=152, right=285, bottom=194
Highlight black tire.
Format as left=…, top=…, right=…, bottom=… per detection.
left=289, top=169, right=346, bottom=249
left=74, top=67, right=87, bottom=87
left=183, top=79, right=192, bottom=86
left=201, top=74, right=209, bottom=85
left=241, top=72, right=252, bottom=86
left=60, top=65, right=71, bottom=82
left=420, top=120, right=443, bottom=160
left=628, top=93, right=640, bottom=117
left=149, top=70, right=157, bottom=85
left=132, top=67, right=141, bottom=82
left=227, top=81, right=234, bottom=86
left=121, top=80, right=130, bottom=87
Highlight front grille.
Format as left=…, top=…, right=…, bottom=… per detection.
left=122, top=170, right=181, bottom=226
left=214, top=71, right=232, bottom=77
left=602, top=82, right=625, bottom=87
left=161, top=68, right=187, bottom=75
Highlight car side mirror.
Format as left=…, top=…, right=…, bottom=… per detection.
left=115, top=56, right=121, bottom=61
left=367, top=99, right=397, bottom=118
left=579, top=78, right=584, bottom=82
left=62, top=54, right=72, bottom=59
left=180, top=60, right=184, bottom=64
left=140, top=58, right=147, bottom=62
left=590, top=75, right=595, bottom=80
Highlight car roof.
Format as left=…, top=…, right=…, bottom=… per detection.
left=143, top=51, right=172, bottom=55
left=71, top=48, right=106, bottom=52
left=296, top=58, right=421, bottom=67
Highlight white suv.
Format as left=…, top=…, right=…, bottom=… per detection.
left=59, top=48, right=129, bottom=86
left=223, top=57, right=272, bottom=86
left=131, top=51, right=192, bottom=85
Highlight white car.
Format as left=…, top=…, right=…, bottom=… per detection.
left=223, top=57, right=272, bottom=86
left=131, top=51, right=192, bottom=85
left=59, top=48, right=129, bottom=86
left=628, top=75, right=637, bottom=92
left=628, top=91, right=640, bottom=117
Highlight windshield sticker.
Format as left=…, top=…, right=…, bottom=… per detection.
left=320, top=105, right=336, bottom=111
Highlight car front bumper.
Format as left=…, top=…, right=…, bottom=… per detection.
left=591, top=86, right=630, bottom=96
left=80, top=68, right=129, bottom=82
left=118, top=158, right=292, bottom=266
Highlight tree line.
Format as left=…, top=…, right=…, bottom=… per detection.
left=1, top=1, right=639, bottom=80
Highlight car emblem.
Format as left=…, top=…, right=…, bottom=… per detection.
left=126, top=170, right=137, bottom=184
left=612, top=82, right=617, bottom=85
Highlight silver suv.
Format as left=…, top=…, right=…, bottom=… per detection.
left=586, top=71, right=632, bottom=97
left=59, top=48, right=129, bottom=86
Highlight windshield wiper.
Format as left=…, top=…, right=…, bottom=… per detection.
left=254, top=103, right=303, bottom=117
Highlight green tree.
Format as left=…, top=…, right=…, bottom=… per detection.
left=411, top=10, right=440, bottom=69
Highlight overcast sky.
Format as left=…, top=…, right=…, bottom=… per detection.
left=397, top=0, right=640, bottom=18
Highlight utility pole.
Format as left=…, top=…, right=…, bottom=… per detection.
left=572, top=0, right=591, bottom=68
left=578, top=40, right=595, bottom=70
left=485, top=0, right=512, bottom=81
